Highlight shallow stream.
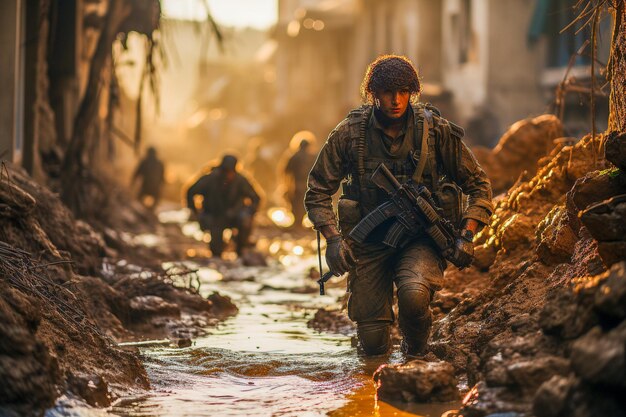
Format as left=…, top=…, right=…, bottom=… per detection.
left=104, top=253, right=458, bottom=417
left=46, top=208, right=459, bottom=417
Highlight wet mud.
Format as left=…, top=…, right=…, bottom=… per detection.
left=0, top=164, right=237, bottom=416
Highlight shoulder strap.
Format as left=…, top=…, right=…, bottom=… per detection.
left=347, top=105, right=372, bottom=178
left=413, top=107, right=432, bottom=184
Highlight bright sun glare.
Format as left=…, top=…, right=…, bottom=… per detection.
left=161, top=0, right=278, bottom=29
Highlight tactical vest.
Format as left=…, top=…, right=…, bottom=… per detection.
left=338, top=103, right=465, bottom=235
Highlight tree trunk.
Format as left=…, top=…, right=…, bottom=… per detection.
left=608, top=2, right=626, bottom=133
left=60, top=0, right=130, bottom=213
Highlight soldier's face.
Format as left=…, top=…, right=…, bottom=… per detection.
left=375, top=89, right=410, bottom=119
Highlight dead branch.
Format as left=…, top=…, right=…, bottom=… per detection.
left=0, top=240, right=104, bottom=338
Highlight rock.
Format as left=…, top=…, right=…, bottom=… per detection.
left=539, top=288, right=598, bottom=340
left=432, top=289, right=463, bottom=313
left=596, top=241, right=626, bottom=267
left=604, top=131, right=626, bottom=170
left=580, top=194, right=626, bottom=266
left=598, top=241, right=626, bottom=266
left=570, top=324, right=626, bottom=388
left=484, top=353, right=509, bottom=387
left=177, top=338, right=192, bottom=348
left=535, top=377, right=626, bottom=417
left=475, top=114, right=563, bottom=194
left=580, top=194, right=626, bottom=241
left=568, top=170, right=626, bottom=214
left=129, top=295, right=180, bottom=322
left=594, top=262, right=626, bottom=318
left=508, top=313, right=533, bottom=333
left=373, top=359, right=459, bottom=403
left=533, top=375, right=575, bottom=417
left=67, top=373, right=110, bottom=407
left=536, top=205, right=578, bottom=265
left=207, top=292, right=238, bottom=318
left=474, top=243, right=498, bottom=270
left=499, top=214, right=535, bottom=252
left=506, top=356, right=570, bottom=394
left=307, top=308, right=355, bottom=335
left=461, top=382, right=530, bottom=417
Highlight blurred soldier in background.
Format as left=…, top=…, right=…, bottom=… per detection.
left=186, top=154, right=261, bottom=258
left=132, top=146, right=165, bottom=210
left=245, top=137, right=276, bottom=200
left=280, top=132, right=317, bottom=228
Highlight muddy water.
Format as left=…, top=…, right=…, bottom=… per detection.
left=106, top=253, right=458, bottom=417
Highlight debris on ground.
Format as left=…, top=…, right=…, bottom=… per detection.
left=0, top=163, right=237, bottom=416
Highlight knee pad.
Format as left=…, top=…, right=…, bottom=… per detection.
left=397, top=282, right=431, bottom=321
left=357, top=321, right=391, bottom=356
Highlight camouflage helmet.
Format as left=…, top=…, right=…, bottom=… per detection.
left=360, top=55, right=421, bottom=104
left=220, top=154, right=238, bottom=171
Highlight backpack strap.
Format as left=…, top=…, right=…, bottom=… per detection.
left=347, top=105, right=372, bottom=179
left=412, top=107, right=432, bottom=184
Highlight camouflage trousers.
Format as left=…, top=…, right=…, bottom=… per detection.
left=199, top=210, right=254, bottom=257
left=346, top=238, right=445, bottom=355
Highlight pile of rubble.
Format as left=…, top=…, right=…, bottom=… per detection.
left=373, top=123, right=626, bottom=416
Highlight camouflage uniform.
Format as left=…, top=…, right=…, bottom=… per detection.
left=187, top=168, right=260, bottom=256
left=305, top=103, right=493, bottom=355
left=284, top=144, right=317, bottom=225
left=133, top=149, right=165, bottom=207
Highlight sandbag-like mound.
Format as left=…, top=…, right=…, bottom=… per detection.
left=473, top=114, right=564, bottom=194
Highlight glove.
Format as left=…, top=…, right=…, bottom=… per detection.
left=325, top=235, right=357, bottom=276
left=453, top=230, right=475, bottom=269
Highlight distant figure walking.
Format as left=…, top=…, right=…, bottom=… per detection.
left=282, top=135, right=316, bottom=227
left=186, top=154, right=261, bottom=258
left=132, top=146, right=165, bottom=210
left=245, top=137, right=276, bottom=199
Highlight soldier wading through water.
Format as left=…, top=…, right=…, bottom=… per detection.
left=305, top=55, right=493, bottom=356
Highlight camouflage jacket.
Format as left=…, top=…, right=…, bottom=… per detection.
left=304, top=103, right=494, bottom=232
left=187, top=168, right=261, bottom=216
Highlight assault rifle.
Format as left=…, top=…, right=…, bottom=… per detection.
left=349, top=163, right=470, bottom=269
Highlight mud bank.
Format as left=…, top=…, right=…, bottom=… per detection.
left=310, top=124, right=626, bottom=417
left=0, top=164, right=237, bottom=416
left=417, top=129, right=625, bottom=416
left=431, top=130, right=626, bottom=417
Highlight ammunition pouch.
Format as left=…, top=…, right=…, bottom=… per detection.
left=433, top=182, right=465, bottom=229
left=337, top=197, right=362, bottom=235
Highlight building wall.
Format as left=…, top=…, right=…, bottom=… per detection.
left=441, top=0, right=489, bottom=122
left=415, top=0, right=442, bottom=84
left=275, top=0, right=445, bottom=141
left=486, top=0, right=545, bottom=129
left=350, top=0, right=441, bottom=96
left=274, top=0, right=357, bottom=139
left=0, top=0, right=23, bottom=165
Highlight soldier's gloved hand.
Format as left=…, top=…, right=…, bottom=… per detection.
left=325, top=235, right=357, bottom=276
left=454, top=229, right=475, bottom=269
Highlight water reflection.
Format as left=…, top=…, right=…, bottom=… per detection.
left=107, top=255, right=457, bottom=416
